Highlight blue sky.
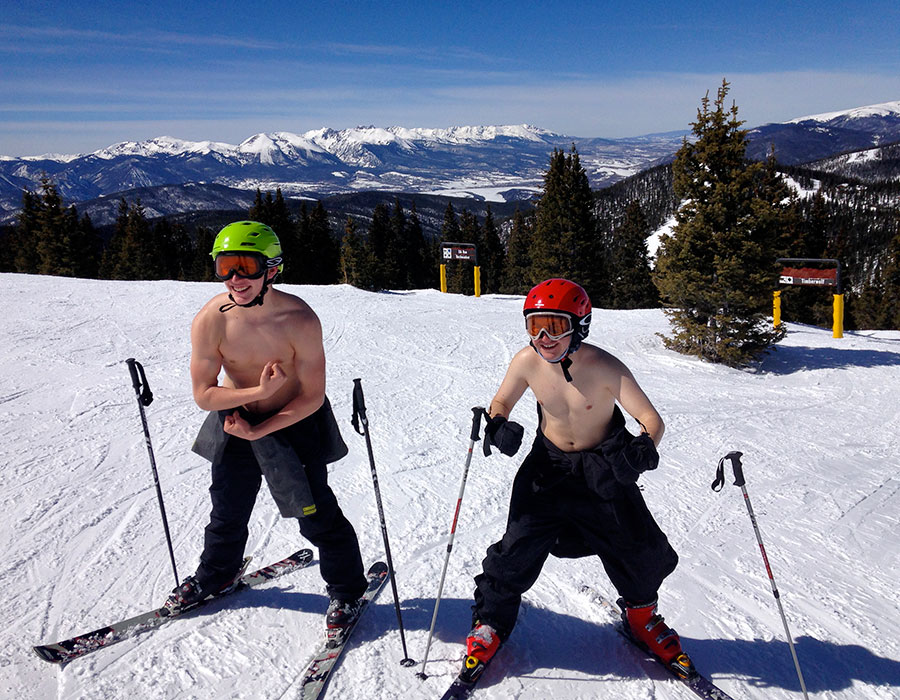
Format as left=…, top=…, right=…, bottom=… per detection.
left=2, top=1, right=899, bottom=156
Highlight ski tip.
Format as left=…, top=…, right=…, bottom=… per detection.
left=291, top=548, right=315, bottom=563
left=367, top=561, right=388, bottom=577
left=32, top=645, right=64, bottom=664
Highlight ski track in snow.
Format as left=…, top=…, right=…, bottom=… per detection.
left=1, top=274, right=898, bottom=700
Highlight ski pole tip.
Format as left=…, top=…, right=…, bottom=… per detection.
left=400, top=657, right=416, bottom=667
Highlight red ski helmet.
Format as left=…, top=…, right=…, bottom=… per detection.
left=523, top=279, right=592, bottom=352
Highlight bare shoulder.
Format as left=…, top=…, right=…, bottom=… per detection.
left=192, top=293, right=230, bottom=334
left=272, top=289, right=319, bottom=323
left=509, top=345, right=541, bottom=374
left=575, top=343, right=632, bottom=377
left=268, top=290, right=322, bottom=348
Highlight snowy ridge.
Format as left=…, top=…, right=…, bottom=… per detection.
left=43, top=125, right=560, bottom=163
left=788, top=100, right=900, bottom=124
left=2, top=274, right=898, bottom=700
left=93, top=136, right=237, bottom=159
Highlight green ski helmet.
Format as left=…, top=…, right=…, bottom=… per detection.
left=211, top=221, right=284, bottom=312
left=211, top=220, right=284, bottom=274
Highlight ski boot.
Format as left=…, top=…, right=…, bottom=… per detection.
left=163, top=558, right=251, bottom=616
left=461, top=622, right=501, bottom=683
left=325, top=597, right=363, bottom=647
left=619, top=598, right=696, bottom=679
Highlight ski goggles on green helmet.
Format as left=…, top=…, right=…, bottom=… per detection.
left=214, top=252, right=269, bottom=281
left=525, top=312, right=574, bottom=341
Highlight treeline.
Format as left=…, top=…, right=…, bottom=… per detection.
left=0, top=153, right=662, bottom=314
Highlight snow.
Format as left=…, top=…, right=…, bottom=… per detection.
left=788, top=101, right=900, bottom=124
left=2, top=273, right=898, bottom=700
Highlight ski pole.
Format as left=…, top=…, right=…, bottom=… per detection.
left=351, top=378, right=415, bottom=667
left=417, top=406, right=484, bottom=680
left=126, top=358, right=180, bottom=588
left=712, top=451, right=809, bottom=699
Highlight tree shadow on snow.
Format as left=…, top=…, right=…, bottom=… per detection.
left=758, top=344, right=900, bottom=375
left=392, top=597, right=900, bottom=694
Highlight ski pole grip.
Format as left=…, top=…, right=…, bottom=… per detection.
left=351, top=378, right=366, bottom=434
left=126, top=357, right=141, bottom=393
left=726, top=451, right=746, bottom=487
left=712, top=450, right=745, bottom=491
left=470, top=407, right=484, bottom=442
left=125, top=358, right=153, bottom=406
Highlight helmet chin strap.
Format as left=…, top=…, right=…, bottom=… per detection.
left=529, top=339, right=578, bottom=382
left=218, top=277, right=272, bottom=313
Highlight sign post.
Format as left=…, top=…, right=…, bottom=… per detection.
left=775, top=258, right=843, bottom=338
left=440, top=243, right=481, bottom=297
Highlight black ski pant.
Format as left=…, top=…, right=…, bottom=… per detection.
left=472, top=442, right=678, bottom=639
left=197, top=436, right=367, bottom=601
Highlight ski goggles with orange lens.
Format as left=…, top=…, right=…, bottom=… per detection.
left=525, top=312, right=574, bottom=341
left=214, top=253, right=268, bottom=281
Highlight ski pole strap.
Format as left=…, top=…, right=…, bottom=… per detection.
left=126, top=358, right=153, bottom=407
left=351, top=378, right=367, bottom=435
left=712, top=450, right=746, bottom=491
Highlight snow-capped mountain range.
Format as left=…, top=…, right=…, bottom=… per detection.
left=745, top=100, right=900, bottom=163
left=1, top=101, right=898, bottom=220
left=0, top=124, right=684, bottom=215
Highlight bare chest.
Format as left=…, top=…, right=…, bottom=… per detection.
left=529, top=365, right=616, bottom=450
left=219, top=321, right=295, bottom=382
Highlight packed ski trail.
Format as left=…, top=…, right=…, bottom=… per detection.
left=1, top=273, right=898, bottom=700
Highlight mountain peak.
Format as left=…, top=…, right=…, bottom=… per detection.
left=788, top=100, right=900, bottom=125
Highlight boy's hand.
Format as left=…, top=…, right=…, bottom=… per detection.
left=612, top=433, right=659, bottom=484
left=223, top=410, right=256, bottom=440
left=484, top=415, right=524, bottom=457
left=258, top=361, right=287, bottom=398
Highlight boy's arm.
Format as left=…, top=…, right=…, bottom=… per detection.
left=190, top=309, right=284, bottom=411
left=489, top=350, right=530, bottom=419
left=610, top=361, right=665, bottom=446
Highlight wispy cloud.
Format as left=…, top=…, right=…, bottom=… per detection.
left=0, top=23, right=285, bottom=52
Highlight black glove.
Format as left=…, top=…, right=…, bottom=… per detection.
left=483, top=415, right=524, bottom=457
left=611, top=432, right=659, bottom=484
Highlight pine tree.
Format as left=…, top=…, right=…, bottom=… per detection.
left=101, top=199, right=158, bottom=279
left=608, top=201, right=658, bottom=309
left=367, top=203, right=393, bottom=290
left=478, top=205, right=505, bottom=294
left=655, top=80, right=788, bottom=366
left=14, top=189, right=41, bottom=274
left=72, top=212, right=102, bottom=279
left=529, top=147, right=602, bottom=299
left=305, top=201, right=340, bottom=284
left=340, top=216, right=377, bottom=290
left=879, top=230, right=900, bottom=329
left=405, top=203, right=431, bottom=289
left=34, top=178, right=74, bottom=276
left=153, top=219, right=192, bottom=280
left=190, top=226, right=216, bottom=281
left=386, top=198, right=409, bottom=289
left=501, top=208, right=534, bottom=294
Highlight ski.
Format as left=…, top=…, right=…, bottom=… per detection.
left=33, top=548, right=315, bottom=664
left=294, top=561, right=389, bottom=700
left=438, top=655, right=494, bottom=700
left=581, top=586, right=737, bottom=700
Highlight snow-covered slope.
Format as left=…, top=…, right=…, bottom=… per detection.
left=2, top=274, right=898, bottom=699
